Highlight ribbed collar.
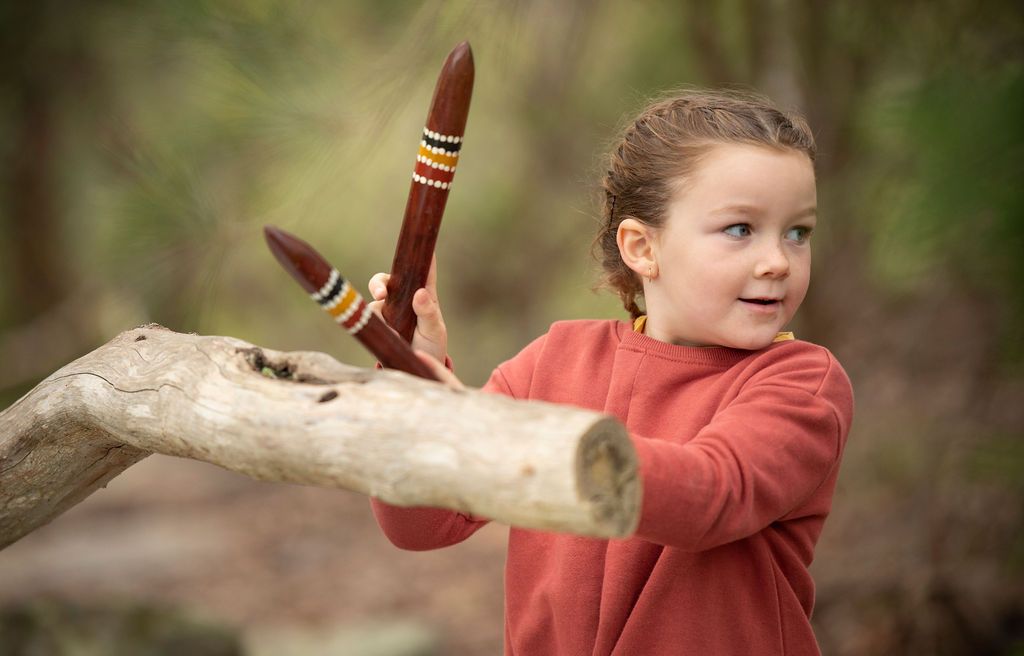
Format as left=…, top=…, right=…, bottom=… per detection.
left=616, top=320, right=767, bottom=367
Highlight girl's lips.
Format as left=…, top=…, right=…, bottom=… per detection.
left=739, top=298, right=782, bottom=313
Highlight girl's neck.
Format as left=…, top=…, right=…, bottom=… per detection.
left=634, top=315, right=718, bottom=347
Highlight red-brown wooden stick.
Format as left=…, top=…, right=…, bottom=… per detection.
left=264, top=226, right=439, bottom=381
left=382, top=41, right=474, bottom=342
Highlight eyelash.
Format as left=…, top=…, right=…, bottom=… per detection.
left=722, top=223, right=814, bottom=243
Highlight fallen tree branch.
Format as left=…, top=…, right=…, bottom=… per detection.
left=0, top=325, right=639, bottom=549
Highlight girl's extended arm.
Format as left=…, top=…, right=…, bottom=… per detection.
left=629, top=358, right=852, bottom=552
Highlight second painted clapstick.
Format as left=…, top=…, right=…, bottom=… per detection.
left=264, top=225, right=439, bottom=381
left=382, top=41, right=474, bottom=342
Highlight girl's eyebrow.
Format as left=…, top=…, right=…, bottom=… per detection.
left=709, top=204, right=817, bottom=219
left=709, top=204, right=761, bottom=215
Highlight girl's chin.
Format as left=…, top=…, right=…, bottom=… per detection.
left=664, top=333, right=778, bottom=351
left=718, top=330, right=784, bottom=350
left=647, top=317, right=786, bottom=350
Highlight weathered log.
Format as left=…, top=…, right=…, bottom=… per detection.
left=0, top=325, right=640, bottom=549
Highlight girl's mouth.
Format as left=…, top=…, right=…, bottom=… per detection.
left=739, top=298, right=782, bottom=314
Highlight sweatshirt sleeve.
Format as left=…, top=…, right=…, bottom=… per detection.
left=631, top=348, right=854, bottom=551
left=369, top=337, right=549, bottom=551
left=369, top=501, right=488, bottom=551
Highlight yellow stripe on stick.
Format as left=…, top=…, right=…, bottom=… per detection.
left=418, top=144, right=458, bottom=168
left=327, top=285, right=359, bottom=318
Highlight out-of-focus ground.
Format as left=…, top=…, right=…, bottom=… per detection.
left=0, top=455, right=508, bottom=655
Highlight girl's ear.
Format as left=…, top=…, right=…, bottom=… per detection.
left=616, top=218, right=658, bottom=278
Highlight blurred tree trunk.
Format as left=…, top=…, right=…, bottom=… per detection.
left=6, top=83, right=67, bottom=321
left=0, top=2, right=75, bottom=325
left=0, top=2, right=135, bottom=410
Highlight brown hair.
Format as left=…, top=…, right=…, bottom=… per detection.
left=595, top=88, right=817, bottom=319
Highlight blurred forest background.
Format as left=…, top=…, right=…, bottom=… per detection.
left=1, top=0, right=1022, bottom=654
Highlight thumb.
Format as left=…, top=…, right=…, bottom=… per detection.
left=412, top=287, right=447, bottom=358
left=424, top=255, right=438, bottom=297
left=415, top=349, right=463, bottom=390
left=368, top=272, right=391, bottom=301
left=413, top=288, right=445, bottom=336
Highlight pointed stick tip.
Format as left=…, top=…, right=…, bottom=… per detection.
left=261, top=225, right=327, bottom=294
left=263, top=225, right=289, bottom=258
left=448, top=40, right=474, bottom=65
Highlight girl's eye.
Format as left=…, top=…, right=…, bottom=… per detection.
left=723, top=224, right=752, bottom=237
left=786, top=226, right=813, bottom=243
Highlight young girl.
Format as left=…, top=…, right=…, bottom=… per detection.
left=368, top=88, right=854, bottom=656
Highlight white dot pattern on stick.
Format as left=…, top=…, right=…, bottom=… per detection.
left=347, top=304, right=373, bottom=334
left=311, top=269, right=339, bottom=302
left=419, top=141, right=459, bottom=157
left=423, top=128, right=461, bottom=144
left=415, top=155, right=453, bottom=172
left=323, top=281, right=351, bottom=311
left=335, top=295, right=361, bottom=324
left=412, top=173, right=450, bottom=190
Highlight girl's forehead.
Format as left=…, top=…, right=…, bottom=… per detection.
left=675, top=144, right=816, bottom=202
left=694, top=142, right=812, bottom=174
left=667, top=143, right=819, bottom=214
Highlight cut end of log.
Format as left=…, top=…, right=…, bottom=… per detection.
left=575, top=417, right=641, bottom=538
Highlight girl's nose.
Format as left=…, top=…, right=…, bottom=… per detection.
left=754, top=241, right=790, bottom=279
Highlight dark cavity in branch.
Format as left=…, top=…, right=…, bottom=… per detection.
left=237, top=347, right=330, bottom=385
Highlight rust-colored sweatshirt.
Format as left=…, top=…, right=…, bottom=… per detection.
left=372, top=320, right=854, bottom=655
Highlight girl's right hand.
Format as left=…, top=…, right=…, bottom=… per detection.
left=367, top=256, right=449, bottom=366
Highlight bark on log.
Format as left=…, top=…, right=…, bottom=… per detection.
left=0, top=325, right=640, bottom=549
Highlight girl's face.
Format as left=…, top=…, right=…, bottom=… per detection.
left=643, top=143, right=817, bottom=349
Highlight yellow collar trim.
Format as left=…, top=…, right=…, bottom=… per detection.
left=632, top=316, right=794, bottom=343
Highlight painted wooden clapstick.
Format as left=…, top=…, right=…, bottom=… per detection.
left=382, top=41, right=474, bottom=343
left=264, top=225, right=439, bottom=381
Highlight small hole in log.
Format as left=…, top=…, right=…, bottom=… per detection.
left=319, top=390, right=338, bottom=403
left=296, top=373, right=330, bottom=384
left=135, top=335, right=147, bottom=341
left=237, top=347, right=329, bottom=384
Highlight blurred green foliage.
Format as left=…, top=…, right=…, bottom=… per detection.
left=0, top=598, right=241, bottom=656
left=867, top=67, right=1024, bottom=366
